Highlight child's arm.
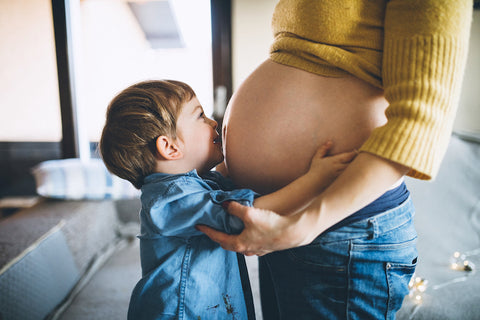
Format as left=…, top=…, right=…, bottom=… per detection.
left=253, top=141, right=356, bottom=216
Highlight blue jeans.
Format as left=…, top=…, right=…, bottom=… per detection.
left=260, top=197, right=417, bottom=320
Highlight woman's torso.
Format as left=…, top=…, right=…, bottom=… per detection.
left=223, top=59, right=388, bottom=194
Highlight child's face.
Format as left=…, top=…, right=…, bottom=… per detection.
left=175, top=97, right=224, bottom=173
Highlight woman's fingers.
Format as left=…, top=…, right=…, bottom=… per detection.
left=197, top=201, right=278, bottom=256
left=195, top=224, right=244, bottom=252
left=224, top=201, right=250, bottom=220
left=196, top=201, right=251, bottom=253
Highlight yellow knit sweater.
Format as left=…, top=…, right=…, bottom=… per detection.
left=270, top=0, right=473, bottom=180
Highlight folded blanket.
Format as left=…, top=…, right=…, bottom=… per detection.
left=32, top=159, right=140, bottom=200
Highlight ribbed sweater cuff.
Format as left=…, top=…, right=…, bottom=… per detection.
left=360, top=34, right=468, bottom=180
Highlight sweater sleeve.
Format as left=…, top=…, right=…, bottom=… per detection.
left=359, top=0, right=473, bottom=180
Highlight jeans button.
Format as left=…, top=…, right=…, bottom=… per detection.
left=386, top=262, right=391, bottom=269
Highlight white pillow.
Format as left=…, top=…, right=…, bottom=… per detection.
left=31, top=159, right=140, bottom=200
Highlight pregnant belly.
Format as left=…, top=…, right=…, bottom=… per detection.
left=223, top=59, right=388, bottom=194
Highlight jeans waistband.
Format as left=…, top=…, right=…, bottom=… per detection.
left=323, top=182, right=410, bottom=234
left=316, top=196, right=415, bottom=243
left=366, top=196, right=414, bottom=235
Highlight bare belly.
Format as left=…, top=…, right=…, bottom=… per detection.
left=223, top=59, right=388, bottom=194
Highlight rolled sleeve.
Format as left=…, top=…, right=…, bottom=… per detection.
left=148, top=182, right=257, bottom=238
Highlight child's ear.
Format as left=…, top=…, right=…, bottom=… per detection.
left=156, top=136, right=183, bottom=160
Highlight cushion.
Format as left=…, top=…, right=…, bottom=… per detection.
left=31, top=159, right=140, bottom=200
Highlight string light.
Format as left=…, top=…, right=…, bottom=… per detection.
left=408, top=275, right=428, bottom=304
left=407, top=249, right=478, bottom=304
left=404, top=199, right=480, bottom=310
left=450, top=251, right=476, bottom=272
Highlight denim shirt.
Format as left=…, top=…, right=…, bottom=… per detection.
left=128, top=170, right=258, bottom=320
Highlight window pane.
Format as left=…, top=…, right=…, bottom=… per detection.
left=76, top=0, right=214, bottom=143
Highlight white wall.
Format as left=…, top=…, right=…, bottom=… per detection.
left=0, top=0, right=62, bottom=141
left=454, top=9, right=480, bottom=135
left=231, top=0, right=277, bottom=90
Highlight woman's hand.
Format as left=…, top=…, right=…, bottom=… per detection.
left=196, top=201, right=317, bottom=256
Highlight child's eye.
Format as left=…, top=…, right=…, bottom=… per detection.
left=199, top=112, right=206, bottom=119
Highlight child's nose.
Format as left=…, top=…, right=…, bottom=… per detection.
left=209, top=118, right=218, bottom=129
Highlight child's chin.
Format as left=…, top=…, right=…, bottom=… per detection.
left=213, top=159, right=224, bottom=168
left=204, top=158, right=224, bottom=172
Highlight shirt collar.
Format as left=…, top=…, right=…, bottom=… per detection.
left=143, top=169, right=200, bottom=185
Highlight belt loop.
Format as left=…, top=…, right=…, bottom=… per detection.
left=367, top=218, right=376, bottom=239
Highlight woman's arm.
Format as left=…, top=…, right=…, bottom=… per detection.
left=196, top=152, right=408, bottom=255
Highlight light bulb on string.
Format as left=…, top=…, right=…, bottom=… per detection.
left=408, top=275, right=428, bottom=304
left=450, top=251, right=475, bottom=272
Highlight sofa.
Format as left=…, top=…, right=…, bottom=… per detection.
left=397, top=132, right=480, bottom=320
left=0, top=198, right=141, bottom=320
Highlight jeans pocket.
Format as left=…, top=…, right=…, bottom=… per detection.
left=351, top=226, right=417, bottom=319
left=386, top=260, right=417, bottom=319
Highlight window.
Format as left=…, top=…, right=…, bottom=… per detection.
left=77, top=0, right=214, bottom=156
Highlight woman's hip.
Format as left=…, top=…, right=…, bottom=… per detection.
left=260, top=198, right=417, bottom=319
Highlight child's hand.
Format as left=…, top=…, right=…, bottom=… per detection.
left=307, top=140, right=357, bottom=190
